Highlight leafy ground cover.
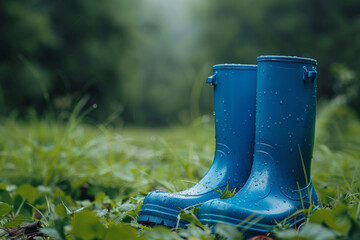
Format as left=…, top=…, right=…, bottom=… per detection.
left=0, top=97, right=359, bottom=240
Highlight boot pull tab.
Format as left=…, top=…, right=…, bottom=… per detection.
left=207, top=74, right=217, bottom=86
left=303, top=66, right=317, bottom=82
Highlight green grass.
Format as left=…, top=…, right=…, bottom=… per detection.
left=0, top=98, right=359, bottom=239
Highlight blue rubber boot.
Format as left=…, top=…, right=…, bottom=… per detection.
left=137, top=64, right=257, bottom=228
left=198, top=56, right=319, bottom=235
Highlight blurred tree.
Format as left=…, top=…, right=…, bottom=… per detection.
left=195, top=0, right=360, bottom=113
left=0, top=0, right=138, bottom=122
left=0, top=0, right=57, bottom=115
left=1, top=0, right=359, bottom=124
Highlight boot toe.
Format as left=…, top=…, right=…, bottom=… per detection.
left=198, top=197, right=308, bottom=233
left=138, top=186, right=222, bottom=228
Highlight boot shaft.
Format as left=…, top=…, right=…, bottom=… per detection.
left=206, top=64, right=257, bottom=188
left=256, top=56, right=317, bottom=189
left=208, top=64, right=257, bottom=152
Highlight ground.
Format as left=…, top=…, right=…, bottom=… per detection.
left=0, top=98, right=359, bottom=239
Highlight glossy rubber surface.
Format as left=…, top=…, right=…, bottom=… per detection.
left=198, top=56, right=319, bottom=234
left=138, top=64, right=257, bottom=228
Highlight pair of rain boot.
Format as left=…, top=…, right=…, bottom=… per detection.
left=138, top=56, right=319, bottom=235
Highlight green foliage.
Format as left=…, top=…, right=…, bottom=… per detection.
left=2, top=0, right=360, bottom=124
left=0, top=202, right=12, bottom=220
left=178, top=208, right=204, bottom=229
left=0, top=100, right=359, bottom=239
left=71, top=211, right=105, bottom=240
left=219, top=185, right=236, bottom=199
left=214, top=224, right=243, bottom=240
left=15, top=184, right=41, bottom=205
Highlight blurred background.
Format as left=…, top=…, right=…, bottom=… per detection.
left=1, top=0, right=359, bottom=125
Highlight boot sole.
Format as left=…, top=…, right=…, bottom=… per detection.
left=199, top=212, right=305, bottom=235
left=138, top=203, right=187, bottom=228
